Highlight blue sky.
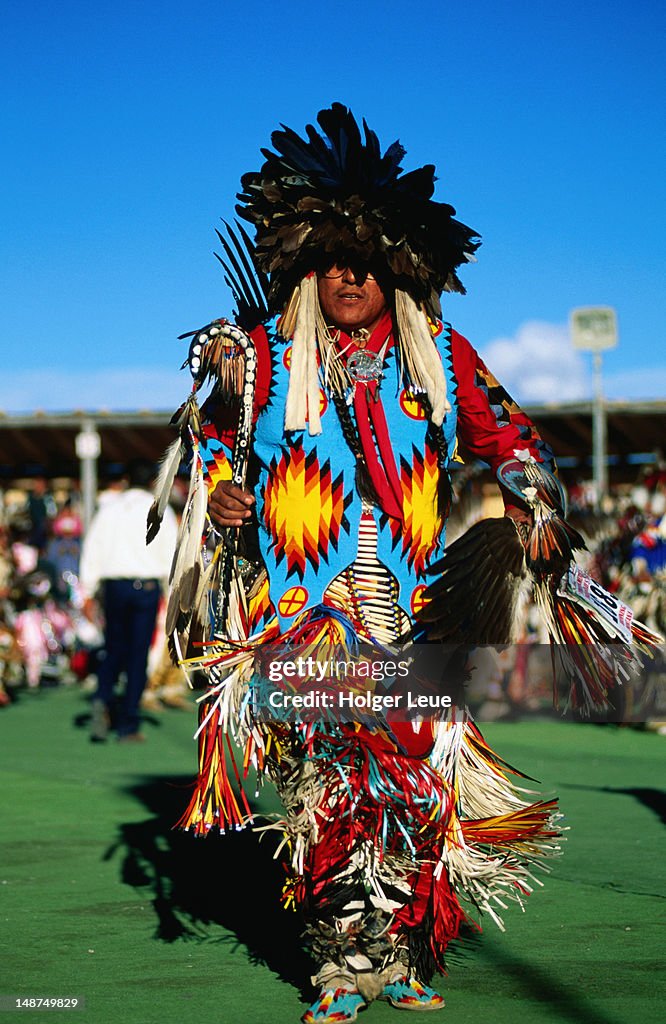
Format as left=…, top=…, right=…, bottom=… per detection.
left=2, top=0, right=665, bottom=412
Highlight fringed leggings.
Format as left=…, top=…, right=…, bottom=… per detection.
left=273, top=722, right=464, bottom=997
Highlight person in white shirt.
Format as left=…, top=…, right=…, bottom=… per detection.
left=80, top=460, right=178, bottom=741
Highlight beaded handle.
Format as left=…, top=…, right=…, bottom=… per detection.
left=186, top=320, right=257, bottom=637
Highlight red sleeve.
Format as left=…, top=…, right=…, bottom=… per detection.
left=451, top=329, right=556, bottom=504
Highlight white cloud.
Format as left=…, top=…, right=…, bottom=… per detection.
left=0, top=367, right=188, bottom=414
left=480, top=321, right=589, bottom=404
left=481, top=321, right=666, bottom=404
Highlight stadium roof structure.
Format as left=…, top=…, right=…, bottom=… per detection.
left=0, top=400, right=664, bottom=481
left=522, top=399, right=665, bottom=468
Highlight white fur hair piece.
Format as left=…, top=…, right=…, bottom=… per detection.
left=284, top=274, right=322, bottom=435
left=394, top=289, right=450, bottom=425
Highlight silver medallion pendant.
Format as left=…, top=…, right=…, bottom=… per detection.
left=347, top=350, right=384, bottom=383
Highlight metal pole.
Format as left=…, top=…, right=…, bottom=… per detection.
left=76, top=419, right=101, bottom=535
left=81, top=449, right=97, bottom=534
left=592, top=351, right=607, bottom=506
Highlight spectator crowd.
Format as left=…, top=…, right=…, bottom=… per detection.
left=0, top=470, right=187, bottom=721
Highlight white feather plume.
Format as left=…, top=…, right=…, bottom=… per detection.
left=147, top=437, right=183, bottom=543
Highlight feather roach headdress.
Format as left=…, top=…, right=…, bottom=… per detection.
left=237, top=102, right=480, bottom=321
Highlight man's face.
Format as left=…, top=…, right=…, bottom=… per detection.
left=317, top=265, right=388, bottom=334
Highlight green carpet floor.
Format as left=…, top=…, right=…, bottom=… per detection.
left=0, top=686, right=663, bottom=1024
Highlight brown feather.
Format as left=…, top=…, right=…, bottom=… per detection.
left=417, top=517, right=527, bottom=644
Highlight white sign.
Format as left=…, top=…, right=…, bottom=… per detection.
left=570, top=306, right=617, bottom=351
left=75, top=427, right=101, bottom=459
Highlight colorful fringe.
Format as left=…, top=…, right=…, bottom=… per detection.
left=179, top=605, right=562, bottom=977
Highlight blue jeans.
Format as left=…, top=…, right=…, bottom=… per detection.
left=96, top=578, right=160, bottom=736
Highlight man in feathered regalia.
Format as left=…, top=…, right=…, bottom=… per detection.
left=150, top=104, right=659, bottom=1023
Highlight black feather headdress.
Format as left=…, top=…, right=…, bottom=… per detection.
left=236, top=103, right=481, bottom=319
